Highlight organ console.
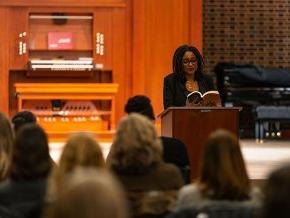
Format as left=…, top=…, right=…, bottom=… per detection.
left=15, top=83, right=119, bottom=141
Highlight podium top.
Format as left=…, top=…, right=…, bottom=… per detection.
left=157, top=106, right=242, bottom=118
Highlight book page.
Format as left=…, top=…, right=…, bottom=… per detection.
left=202, top=91, right=221, bottom=106
left=186, top=90, right=221, bottom=107
left=186, top=91, right=203, bottom=105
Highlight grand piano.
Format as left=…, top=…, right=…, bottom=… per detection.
left=215, top=62, right=290, bottom=139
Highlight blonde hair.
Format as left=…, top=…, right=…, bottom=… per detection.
left=108, top=113, right=162, bottom=171
left=48, top=133, right=105, bottom=200
left=48, top=168, right=129, bottom=218
left=0, top=112, right=13, bottom=180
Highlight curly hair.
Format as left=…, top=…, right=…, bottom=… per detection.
left=12, top=110, right=37, bottom=132
left=172, top=44, right=204, bottom=81
left=108, top=113, right=162, bottom=172
left=124, top=95, right=155, bottom=121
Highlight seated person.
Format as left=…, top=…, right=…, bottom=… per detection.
left=174, top=129, right=262, bottom=211
left=0, top=124, right=53, bottom=218
left=45, top=168, right=129, bottom=218
left=125, top=95, right=190, bottom=184
left=262, top=164, right=290, bottom=218
left=107, top=114, right=184, bottom=218
left=12, top=110, right=37, bottom=132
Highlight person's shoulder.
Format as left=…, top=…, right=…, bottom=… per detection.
left=157, top=162, right=181, bottom=173
left=160, top=136, right=186, bottom=149
left=164, top=73, right=175, bottom=80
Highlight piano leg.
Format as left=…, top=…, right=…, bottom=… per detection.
left=255, top=121, right=260, bottom=143
left=259, top=121, right=265, bottom=143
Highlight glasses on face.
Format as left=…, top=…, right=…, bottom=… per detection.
left=182, top=59, right=197, bottom=65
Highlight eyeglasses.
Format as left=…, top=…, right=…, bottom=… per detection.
left=182, top=59, right=197, bottom=65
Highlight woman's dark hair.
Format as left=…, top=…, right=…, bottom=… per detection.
left=172, top=44, right=204, bottom=80
left=263, top=164, right=290, bottom=218
left=10, top=123, right=52, bottom=180
left=12, top=110, right=37, bottom=132
left=124, top=95, right=155, bottom=121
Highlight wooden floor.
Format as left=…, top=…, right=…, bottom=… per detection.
left=49, top=139, right=290, bottom=182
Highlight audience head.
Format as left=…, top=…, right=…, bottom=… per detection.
left=0, top=112, right=14, bottom=180
left=108, top=113, right=162, bottom=172
left=263, top=164, right=290, bottom=218
left=172, top=44, right=204, bottom=80
left=58, top=133, right=105, bottom=174
left=10, top=123, right=52, bottom=180
left=50, top=133, right=105, bottom=196
left=48, top=168, right=129, bottom=218
left=199, top=129, right=250, bottom=200
left=12, top=110, right=37, bottom=132
left=124, top=95, right=155, bottom=121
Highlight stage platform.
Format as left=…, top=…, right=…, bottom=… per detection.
left=49, top=139, right=290, bottom=183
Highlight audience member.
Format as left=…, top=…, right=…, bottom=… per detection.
left=46, top=133, right=105, bottom=202
left=262, top=164, right=290, bottom=218
left=11, top=110, right=36, bottom=132
left=107, top=113, right=183, bottom=218
left=175, top=129, right=262, bottom=210
left=0, top=124, right=52, bottom=218
left=124, top=95, right=190, bottom=184
left=0, top=112, right=13, bottom=181
left=46, top=168, right=129, bottom=218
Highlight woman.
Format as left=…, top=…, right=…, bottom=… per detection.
left=163, top=44, right=215, bottom=109
left=175, top=129, right=262, bottom=210
left=46, top=133, right=105, bottom=202
left=0, top=112, right=14, bottom=181
left=107, top=113, right=183, bottom=217
left=46, top=168, right=129, bottom=218
left=262, top=164, right=290, bottom=218
left=0, top=124, right=53, bottom=218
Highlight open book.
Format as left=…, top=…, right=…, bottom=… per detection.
left=186, top=90, right=221, bottom=107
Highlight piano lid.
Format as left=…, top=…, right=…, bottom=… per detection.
left=215, top=62, right=290, bottom=87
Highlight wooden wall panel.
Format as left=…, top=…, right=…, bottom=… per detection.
left=190, top=0, right=203, bottom=52
left=132, top=0, right=196, bottom=115
left=0, top=8, right=10, bottom=114
left=112, top=7, right=129, bottom=121
left=0, top=0, right=204, bottom=124
left=0, top=0, right=126, bottom=7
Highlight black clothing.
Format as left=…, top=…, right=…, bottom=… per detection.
left=160, top=136, right=190, bottom=184
left=163, top=73, right=215, bottom=109
left=0, top=179, right=47, bottom=218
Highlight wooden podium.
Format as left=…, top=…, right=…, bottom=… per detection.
left=159, top=107, right=240, bottom=181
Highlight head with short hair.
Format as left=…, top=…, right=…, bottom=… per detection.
left=12, top=110, right=37, bottom=132
left=10, top=123, right=52, bottom=180
left=124, top=95, right=155, bottom=121
left=172, top=44, right=204, bottom=80
left=0, top=112, right=14, bottom=180
left=263, top=164, right=290, bottom=218
left=108, top=113, right=162, bottom=172
left=48, top=168, right=129, bottom=218
left=199, top=129, right=250, bottom=200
